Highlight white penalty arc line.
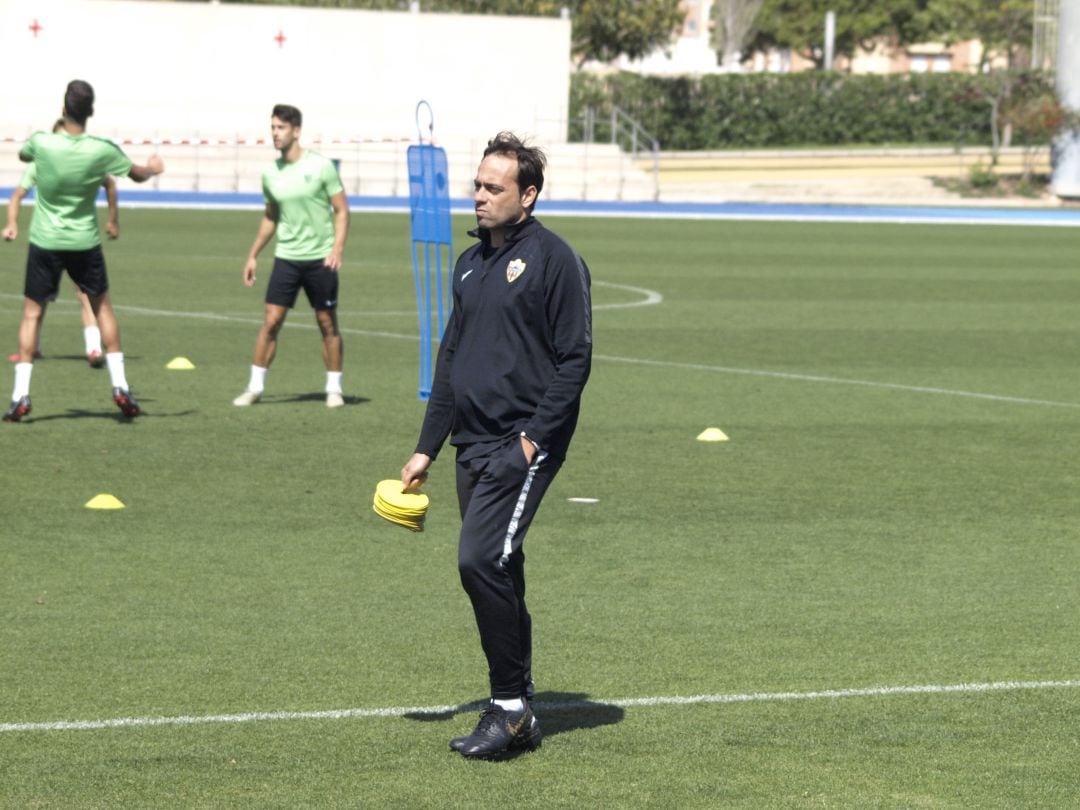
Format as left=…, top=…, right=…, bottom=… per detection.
left=2, top=679, right=1078, bottom=734
left=591, top=280, right=664, bottom=310
left=0, top=280, right=659, bottom=331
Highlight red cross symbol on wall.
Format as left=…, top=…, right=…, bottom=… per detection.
left=29, top=18, right=43, bottom=37
left=274, top=30, right=286, bottom=48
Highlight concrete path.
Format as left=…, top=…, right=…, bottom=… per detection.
left=645, top=146, right=1067, bottom=207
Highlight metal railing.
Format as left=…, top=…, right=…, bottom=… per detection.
left=573, top=106, right=660, bottom=200
left=1, top=126, right=663, bottom=202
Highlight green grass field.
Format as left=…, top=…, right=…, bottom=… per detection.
left=1, top=208, right=1079, bottom=808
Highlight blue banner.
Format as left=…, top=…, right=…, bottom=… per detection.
left=407, top=140, right=453, bottom=400
left=407, top=144, right=452, bottom=245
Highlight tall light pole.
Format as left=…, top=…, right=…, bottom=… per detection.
left=824, top=10, right=836, bottom=70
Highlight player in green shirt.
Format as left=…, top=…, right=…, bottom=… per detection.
left=232, top=104, right=350, bottom=409
left=4, top=80, right=164, bottom=423
left=4, top=119, right=118, bottom=368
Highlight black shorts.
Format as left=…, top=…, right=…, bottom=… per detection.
left=25, top=243, right=108, bottom=304
left=265, top=257, right=339, bottom=310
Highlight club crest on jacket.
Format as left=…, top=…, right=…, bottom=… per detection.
left=506, top=259, right=526, bottom=283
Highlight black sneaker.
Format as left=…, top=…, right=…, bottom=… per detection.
left=2, top=396, right=31, bottom=423
left=112, top=387, right=141, bottom=418
left=451, top=695, right=536, bottom=753
left=455, top=704, right=542, bottom=759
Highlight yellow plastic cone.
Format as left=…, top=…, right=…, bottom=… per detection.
left=85, top=494, right=125, bottom=510
left=697, top=427, right=729, bottom=442
left=166, top=357, right=196, bottom=370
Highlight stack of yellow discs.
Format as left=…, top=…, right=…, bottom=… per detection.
left=373, top=479, right=429, bottom=532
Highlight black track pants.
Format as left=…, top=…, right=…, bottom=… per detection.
left=455, top=439, right=562, bottom=699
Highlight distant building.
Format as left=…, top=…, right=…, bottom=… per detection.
left=829, top=38, right=999, bottom=74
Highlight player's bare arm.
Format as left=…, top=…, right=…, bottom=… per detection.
left=520, top=435, right=538, bottom=464
left=243, top=204, right=279, bottom=287
left=401, top=453, right=432, bottom=491
left=2, top=187, right=29, bottom=241
left=324, top=190, right=349, bottom=271
left=104, top=176, right=119, bottom=239
left=127, top=154, right=164, bottom=184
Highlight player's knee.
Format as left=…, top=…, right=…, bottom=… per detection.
left=457, top=546, right=490, bottom=585
left=22, top=303, right=46, bottom=322
left=315, top=313, right=338, bottom=337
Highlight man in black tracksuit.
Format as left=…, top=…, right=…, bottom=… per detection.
left=401, top=132, right=592, bottom=760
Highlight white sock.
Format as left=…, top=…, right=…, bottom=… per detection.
left=84, top=326, right=102, bottom=354
left=105, top=352, right=129, bottom=390
left=493, top=698, right=525, bottom=712
left=326, top=371, right=343, bottom=394
left=12, top=362, right=33, bottom=399
left=248, top=365, right=267, bottom=393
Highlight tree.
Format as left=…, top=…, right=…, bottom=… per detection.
left=222, top=0, right=685, bottom=67
left=911, top=1, right=1036, bottom=157
left=568, top=0, right=684, bottom=65
left=220, top=0, right=411, bottom=6
left=1000, top=72, right=1068, bottom=180
left=915, top=0, right=1034, bottom=70
left=422, top=0, right=684, bottom=66
left=713, top=0, right=766, bottom=70
left=749, top=0, right=932, bottom=68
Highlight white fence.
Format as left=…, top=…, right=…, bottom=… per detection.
left=0, top=137, right=657, bottom=203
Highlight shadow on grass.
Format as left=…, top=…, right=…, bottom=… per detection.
left=45, top=353, right=146, bottom=365
left=403, top=691, right=624, bottom=740
left=256, top=392, right=371, bottom=406
left=533, top=692, right=625, bottom=738
left=14, top=412, right=192, bottom=425
left=18, top=404, right=196, bottom=423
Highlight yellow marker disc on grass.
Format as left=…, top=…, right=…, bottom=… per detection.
left=85, top=494, right=125, bottom=510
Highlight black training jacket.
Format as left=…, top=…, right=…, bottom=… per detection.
left=416, top=216, right=592, bottom=462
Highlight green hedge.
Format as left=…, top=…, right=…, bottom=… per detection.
left=569, top=71, right=1021, bottom=149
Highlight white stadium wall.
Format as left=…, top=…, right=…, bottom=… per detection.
left=1052, top=0, right=1080, bottom=199
left=0, top=0, right=574, bottom=196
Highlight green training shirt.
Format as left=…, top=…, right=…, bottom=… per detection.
left=19, top=131, right=132, bottom=251
left=262, top=150, right=344, bottom=261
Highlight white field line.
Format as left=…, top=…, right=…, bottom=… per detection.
left=3, top=289, right=1075, bottom=409
left=595, top=353, right=1080, bottom=409
left=0, top=280, right=658, bottom=330
left=114, top=303, right=418, bottom=342
left=591, top=280, right=664, bottom=310
left=542, top=210, right=1080, bottom=228
left=57, top=199, right=1080, bottom=228
left=2, top=679, right=1077, bottom=734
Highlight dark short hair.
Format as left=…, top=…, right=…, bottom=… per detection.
left=64, top=80, right=95, bottom=126
left=272, top=104, right=302, bottom=128
left=483, top=131, right=546, bottom=203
